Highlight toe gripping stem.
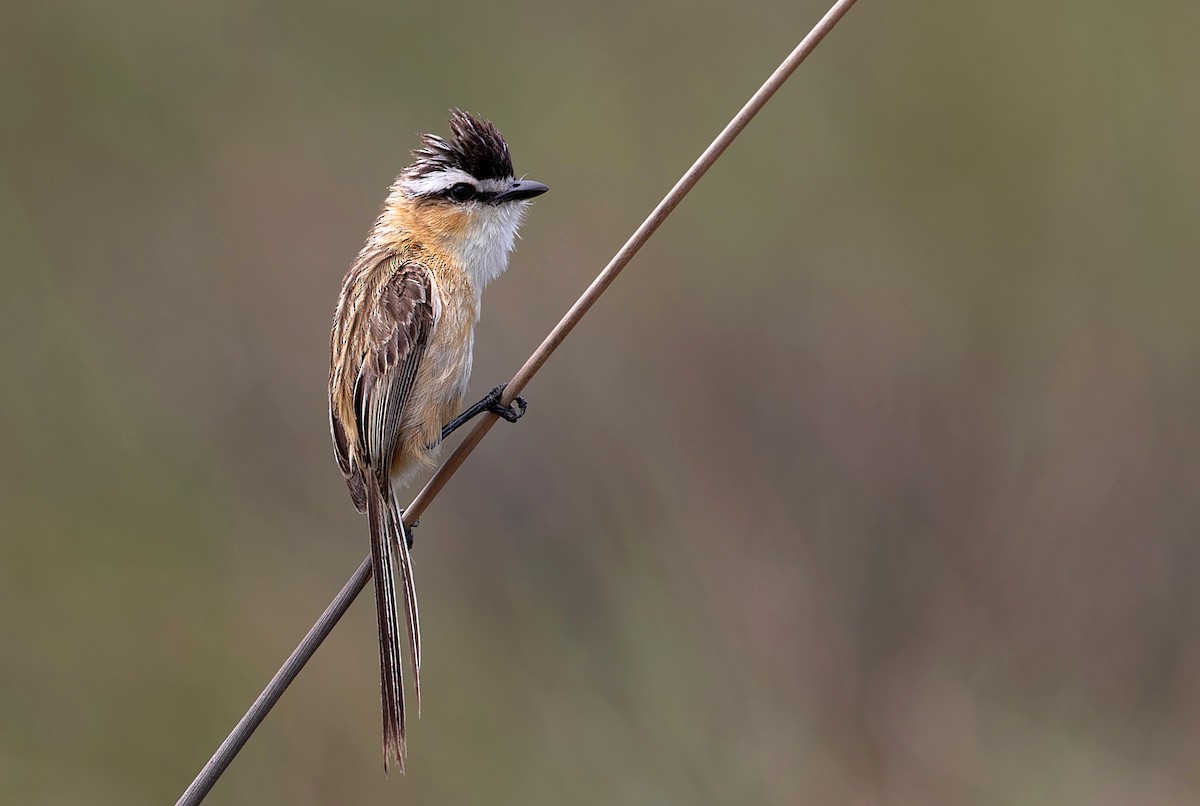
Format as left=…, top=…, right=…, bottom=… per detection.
left=441, top=384, right=527, bottom=441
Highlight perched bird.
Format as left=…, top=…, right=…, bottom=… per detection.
left=328, top=110, right=547, bottom=769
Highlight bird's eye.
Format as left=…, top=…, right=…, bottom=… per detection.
left=449, top=183, right=476, bottom=202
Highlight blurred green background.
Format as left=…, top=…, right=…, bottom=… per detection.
left=4, top=0, right=1200, bottom=803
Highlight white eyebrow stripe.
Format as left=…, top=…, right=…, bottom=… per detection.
left=402, top=170, right=514, bottom=197
left=402, top=168, right=476, bottom=195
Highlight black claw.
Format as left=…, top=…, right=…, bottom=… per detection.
left=485, top=384, right=527, bottom=423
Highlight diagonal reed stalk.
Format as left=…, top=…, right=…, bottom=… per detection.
left=177, top=1, right=860, bottom=801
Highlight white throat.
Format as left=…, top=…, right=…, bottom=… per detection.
left=450, top=201, right=529, bottom=301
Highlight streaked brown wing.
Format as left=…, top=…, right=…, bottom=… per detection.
left=329, top=252, right=436, bottom=502
left=353, top=259, right=435, bottom=480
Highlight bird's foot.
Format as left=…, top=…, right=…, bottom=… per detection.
left=482, top=384, right=527, bottom=423
left=441, top=383, right=528, bottom=439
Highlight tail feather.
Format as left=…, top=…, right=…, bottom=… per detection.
left=389, top=489, right=422, bottom=710
left=367, top=483, right=406, bottom=770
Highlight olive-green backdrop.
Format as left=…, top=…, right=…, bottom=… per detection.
left=4, top=1, right=1200, bottom=803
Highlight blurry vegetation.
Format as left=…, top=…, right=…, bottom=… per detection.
left=3, top=1, right=1200, bottom=803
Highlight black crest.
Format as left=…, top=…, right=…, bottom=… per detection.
left=405, top=109, right=513, bottom=182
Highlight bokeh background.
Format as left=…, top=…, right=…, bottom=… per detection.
left=5, top=1, right=1200, bottom=803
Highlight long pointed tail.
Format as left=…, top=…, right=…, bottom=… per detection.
left=388, top=489, right=421, bottom=709
left=366, top=482, right=406, bottom=770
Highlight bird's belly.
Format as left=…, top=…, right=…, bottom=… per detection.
left=389, top=311, right=474, bottom=486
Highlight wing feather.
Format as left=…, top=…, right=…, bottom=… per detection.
left=346, top=257, right=435, bottom=479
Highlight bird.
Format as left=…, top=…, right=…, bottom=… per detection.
left=328, top=109, right=547, bottom=770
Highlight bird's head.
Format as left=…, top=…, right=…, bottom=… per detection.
left=383, top=109, right=548, bottom=288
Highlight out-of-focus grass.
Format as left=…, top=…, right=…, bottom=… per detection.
left=3, top=1, right=1200, bottom=803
